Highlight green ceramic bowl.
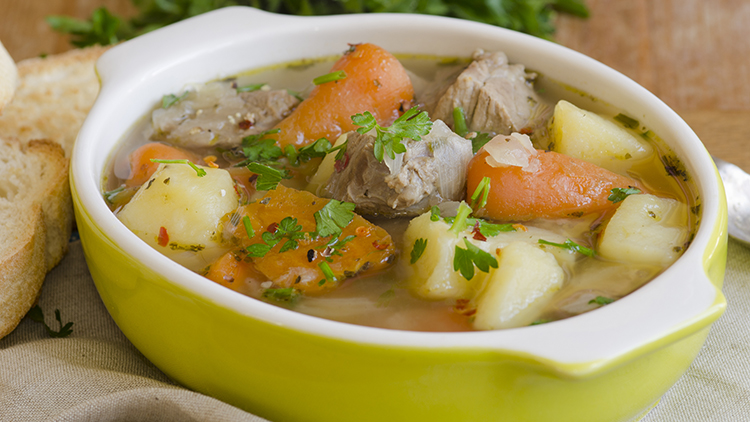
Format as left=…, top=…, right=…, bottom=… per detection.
left=71, top=7, right=727, bottom=422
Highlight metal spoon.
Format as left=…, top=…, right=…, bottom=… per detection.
left=714, top=156, right=750, bottom=245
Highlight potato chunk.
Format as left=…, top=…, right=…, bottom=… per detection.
left=598, top=194, right=688, bottom=267
left=403, top=211, right=578, bottom=300
left=473, top=242, right=564, bottom=330
left=117, top=163, right=239, bottom=271
left=552, top=100, right=653, bottom=173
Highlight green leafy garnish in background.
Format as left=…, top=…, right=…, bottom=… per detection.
left=47, top=0, right=589, bottom=49
left=28, top=306, right=74, bottom=338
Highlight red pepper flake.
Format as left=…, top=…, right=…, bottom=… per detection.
left=372, top=240, right=388, bottom=250
left=453, top=299, right=477, bottom=316
left=267, top=222, right=279, bottom=234
left=471, top=221, right=487, bottom=241
left=334, top=152, right=350, bottom=173
left=238, top=120, right=253, bottom=130
left=158, top=226, right=169, bottom=247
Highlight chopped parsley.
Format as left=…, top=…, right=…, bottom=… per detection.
left=614, top=113, right=640, bottom=129
left=241, top=215, right=255, bottom=239
left=318, top=261, right=336, bottom=285
left=237, top=129, right=283, bottom=166
left=27, top=305, right=74, bottom=338
left=471, top=132, right=493, bottom=154
left=313, top=70, right=347, bottom=85
left=608, top=187, right=642, bottom=203
left=285, top=137, right=332, bottom=165
left=452, top=106, right=492, bottom=153
left=453, top=238, right=498, bottom=280
left=313, top=200, right=356, bottom=238
left=453, top=106, right=469, bottom=136
left=410, top=238, right=428, bottom=264
left=538, top=238, right=595, bottom=257
left=236, top=83, right=268, bottom=93
left=247, top=217, right=305, bottom=257
left=246, top=162, right=289, bottom=190
left=161, top=91, right=188, bottom=109
left=589, top=296, right=615, bottom=306
left=262, top=287, right=301, bottom=303
left=428, top=207, right=442, bottom=222
left=150, top=159, right=206, bottom=177
left=470, top=176, right=491, bottom=210
left=351, top=107, right=433, bottom=162
left=448, top=202, right=473, bottom=236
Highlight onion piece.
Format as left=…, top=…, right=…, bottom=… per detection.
left=482, top=132, right=540, bottom=172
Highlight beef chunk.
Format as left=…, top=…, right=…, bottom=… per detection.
left=326, top=120, right=472, bottom=217
left=151, top=81, right=299, bottom=148
left=421, top=50, right=545, bottom=136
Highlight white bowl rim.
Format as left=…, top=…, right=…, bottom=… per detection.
left=72, top=7, right=726, bottom=375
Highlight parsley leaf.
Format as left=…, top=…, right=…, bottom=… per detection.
left=246, top=162, right=289, bottom=190
left=471, top=132, right=493, bottom=154
left=448, top=202, right=473, bottom=236
left=161, top=91, right=188, bottom=109
left=262, top=287, right=301, bottom=303
left=538, top=238, right=595, bottom=257
left=589, top=296, right=615, bottom=306
left=314, top=200, right=356, bottom=238
left=453, top=106, right=469, bottom=136
left=352, top=108, right=433, bottom=161
left=608, top=187, right=642, bottom=203
left=288, top=137, right=333, bottom=166
left=614, top=113, right=640, bottom=129
left=453, top=238, right=498, bottom=280
left=410, top=238, right=428, bottom=264
left=237, top=129, right=283, bottom=165
left=247, top=217, right=305, bottom=257
left=237, top=83, right=268, bottom=93
left=313, top=70, right=347, bottom=85
left=150, top=159, right=206, bottom=177
left=27, top=305, right=74, bottom=338
left=470, top=176, right=491, bottom=210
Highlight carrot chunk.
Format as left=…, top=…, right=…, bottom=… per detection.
left=233, top=184, right=396, bottom=293
left=270, top=43, right=414, bottom=150
left=467, top=149, right=644, bottom=221
left=204, top=250, right=265, bottom=297
left=125, top=142, right=197, bottom=187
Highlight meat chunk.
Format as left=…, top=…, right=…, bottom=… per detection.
left=151, top=81, right=299, bottom=148
left=420, top=50, right=545, bottom=136
left=326, top=120, right=472, bottom=217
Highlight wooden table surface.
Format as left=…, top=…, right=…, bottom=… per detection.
left=1, top=0, right=748, bottom=172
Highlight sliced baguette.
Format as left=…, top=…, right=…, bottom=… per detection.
left=0, top=45, right=108, bottom=157
left=0, top=39, right=18, bottom=113
left=0, top=138, right=71, bottom=338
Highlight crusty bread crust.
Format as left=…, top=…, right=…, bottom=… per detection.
left=0, top=39, right=18, bottom=113
left=0, top=138, right=69, bottom=338
left=0, top=45, right=108, bottom=157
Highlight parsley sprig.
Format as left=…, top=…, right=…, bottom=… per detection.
left=28, top=305, right=74, bottom=338
left=246, top=217, right=306, bottom=257
left=351, top=108, right=433, bottom=162
left=453, top=238, right=498, bottom=280
left=538, top=238, right=595, bottom=257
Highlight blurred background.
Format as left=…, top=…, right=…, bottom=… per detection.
left=1, top=0, right=748, bottom=171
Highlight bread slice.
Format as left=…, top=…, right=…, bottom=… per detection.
left=0, top=45, right=107, bottom=157
left=0, top=138, right=71, bottom=338
left=0, top=39, right=18, bottom=113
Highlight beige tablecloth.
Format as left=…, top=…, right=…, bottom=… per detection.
left=1, top=238, right=749, bottom=422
